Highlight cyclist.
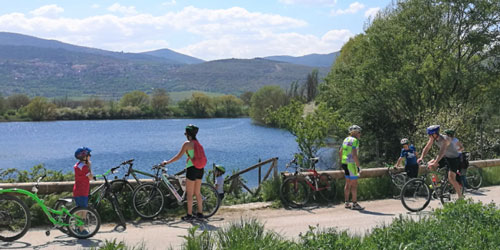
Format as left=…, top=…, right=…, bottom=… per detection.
left=445, top=129, right=468, bottom=188
left=338, top=125, right=363, bottom=210
left=162, top=124, right=206, bottom=221
left=417, top=125, right=463, bottom=199
left=73, top=146, right=94, bottom=235
left=395, top=138, right=419, bottom=178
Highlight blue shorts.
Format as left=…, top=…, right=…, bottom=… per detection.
left=74, top=196, right=88, bottom=207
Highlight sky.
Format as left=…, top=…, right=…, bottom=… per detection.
left=0, top=0, right=393, bottom=61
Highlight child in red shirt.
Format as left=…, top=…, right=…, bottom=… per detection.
left=73, top=147, right=94, bottom=207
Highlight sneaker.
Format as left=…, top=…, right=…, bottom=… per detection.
left=344, top=202, right=351, bottom=209
left=181, top=214, right=194, bottom=221
left=351, top=202, right=364, bottom=210
left=80, top=229, right=89, bottom=236
left=195, top=213, right=204, bottom=220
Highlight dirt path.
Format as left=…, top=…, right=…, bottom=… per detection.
left=2, top=186, right=500, bottom=250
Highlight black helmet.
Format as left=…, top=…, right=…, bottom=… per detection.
left=444, top=129, right=455, bottom=136
left=185, top=124, right=199, bottom=138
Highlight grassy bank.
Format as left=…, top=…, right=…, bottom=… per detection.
left=95, top=199, right=500, bottom=249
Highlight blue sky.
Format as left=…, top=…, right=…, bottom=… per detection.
left=0, top=0, right=393, bottom=60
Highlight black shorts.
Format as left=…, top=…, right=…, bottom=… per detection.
left=186, top=167, right=204, bottom=181
left=438, top=157, right=461, bottom=173
left=405, top=164, right=419, bottom=178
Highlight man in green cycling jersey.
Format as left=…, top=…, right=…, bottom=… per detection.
left=339, top=125, right=363, bottom=210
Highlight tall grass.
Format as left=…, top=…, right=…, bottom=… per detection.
left=175, top=200, right=500, bottom=250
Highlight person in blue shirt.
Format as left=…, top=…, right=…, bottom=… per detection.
left=395, top=138, right=419, bottom=178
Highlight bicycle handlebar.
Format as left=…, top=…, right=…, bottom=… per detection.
left=94, top=166, right=121, bottom=179
left=121, top=159, right=134, bottom=165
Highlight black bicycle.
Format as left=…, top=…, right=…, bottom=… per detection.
left=54, top=162, right=134, bottom=231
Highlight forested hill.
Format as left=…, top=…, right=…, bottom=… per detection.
left=0, top=32, right=330, bottom=98
left=264, top=52, right=340, bottom=67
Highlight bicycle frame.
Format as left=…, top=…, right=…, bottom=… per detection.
left=0, top=188, right=83, bottom=228
left=118, top=159, right=157, bottom=185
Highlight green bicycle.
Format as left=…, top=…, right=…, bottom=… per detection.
left=0, top=175, right=101, bottom=242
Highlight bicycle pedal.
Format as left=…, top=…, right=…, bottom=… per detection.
left=45, top=230, right=50, bottom=236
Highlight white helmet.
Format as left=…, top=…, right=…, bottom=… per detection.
left=348, top=125, right=362, bottom=133
left=400, top=138, right=409, bottom=145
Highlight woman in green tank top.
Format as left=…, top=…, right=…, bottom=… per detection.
left=161, top=124, right=204, bottom=221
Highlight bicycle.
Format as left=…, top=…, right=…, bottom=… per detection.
left=280, top=157, right=337, bottom=208
left=400, top=161, right=464, bottom=212
left=0, top=175, right=101, bottom=242
left=132, top=164, right=221, bottom=219
left=385, top=163, right=409, bottom=193
left=460, top=152, right=482, bottom=190
left=54, top=161, right=137, bottom=232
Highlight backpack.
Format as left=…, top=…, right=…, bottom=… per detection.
left=189, top=140, right=207, bottom=169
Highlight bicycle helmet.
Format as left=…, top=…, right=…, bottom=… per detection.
left=185, top=124, right=199, bottom=138
left=426, top=125, right=440, bottom=135
left=215, top=165, right=226, bottom=174
left=444, top=129, right=455, bottom=136
left=400, top=138, right=409, bottom=145
left=74, top=147, right=92, bottom=160
left=348, top=125, right=362, bottom=133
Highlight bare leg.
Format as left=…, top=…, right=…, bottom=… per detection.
left=185, top=179, right=195, bottom=215
left=344, top=178, right=351, bottom=202
left=448, top=171, right=463, bottom=198
left=351, top=179, right=358, bottom=203
left=194, top=179, right=203, bottom=214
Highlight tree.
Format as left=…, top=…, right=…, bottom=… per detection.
left=249, top=85, right=288, bottom=125
left=26, top=97, right=56, bottom=121
left=319, top=0, right=500, bottom=160
left=239, top=91, right=254, bottom=106
left=7, top=94, right=30, bottom=110
left=269, top=100, right=348, bottom=166
left=120, top=91, right=150, bottom=108
left=305, top=69, right=319, bottom=103
left=151, top=88, right=170, bottom=117
left=178, top=92, right=215, bottom=118
left=213, top=95, right=244, bottom=117
left=0, top=93, right=5, bottom=115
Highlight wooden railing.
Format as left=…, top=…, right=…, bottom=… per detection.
left=1, top=158, right=498, bottom=195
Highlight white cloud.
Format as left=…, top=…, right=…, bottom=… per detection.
left=107, top=3, right=138, bottom=16
left=331, top=2, right=365, bottom=16
left=279, top=0, right=337, bottom=6
left=0, top=6, right=349, bottom=60
left=91, top=4, right=100, bottom=9
left=162, top=1, right=177, bottom=6
left=29, top=5, right=64, bottom=17
left=364, top=7, right=380, bottom=19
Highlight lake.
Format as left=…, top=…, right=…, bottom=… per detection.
left=0, top=118, right=337, bottom=187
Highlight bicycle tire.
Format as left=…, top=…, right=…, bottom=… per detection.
left=318, top=173, right=336, bottom=202
left=65, top=206, right=101, bottom=239
left=392, top=172, right=408, bottom=190
left=0, top=195, right=31, bottom=242
left=280, top=177, right=310, bottom=208
left=465, top=165, right=482, bottom=190
left=53, top=197, right=75, bottom=234
left=132, top=183, right=164, bottom=219
left=400, top=178, right=431, bottom=212
left=439, top=178, right=464, bottom=204
left=193, top=183, right=221, bottom=218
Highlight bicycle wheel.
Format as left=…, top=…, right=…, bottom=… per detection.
left=0, top=195, right=31, bottom=242
left=132, top=183, right=164, bottom=219
left=392, top=172, right=408, bottom=191
left=400, top=178, right=431, bottom=212
left=193, top=183, right=221, bottom=218
left=465, top=165, right=482, bottom=190
left=439, top=179, right=463, bottom=204
left=53, top=197, right=75, bottom=234
left=65, top=206, right=100, bottom=239
left=110, top=180, right=135, bottom=218
left=318, top=174, right=336, bottom=202
left=280, top=177, right=310, bottom=208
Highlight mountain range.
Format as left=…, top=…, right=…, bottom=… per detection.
left=0, top=32, right=338, bottom=98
